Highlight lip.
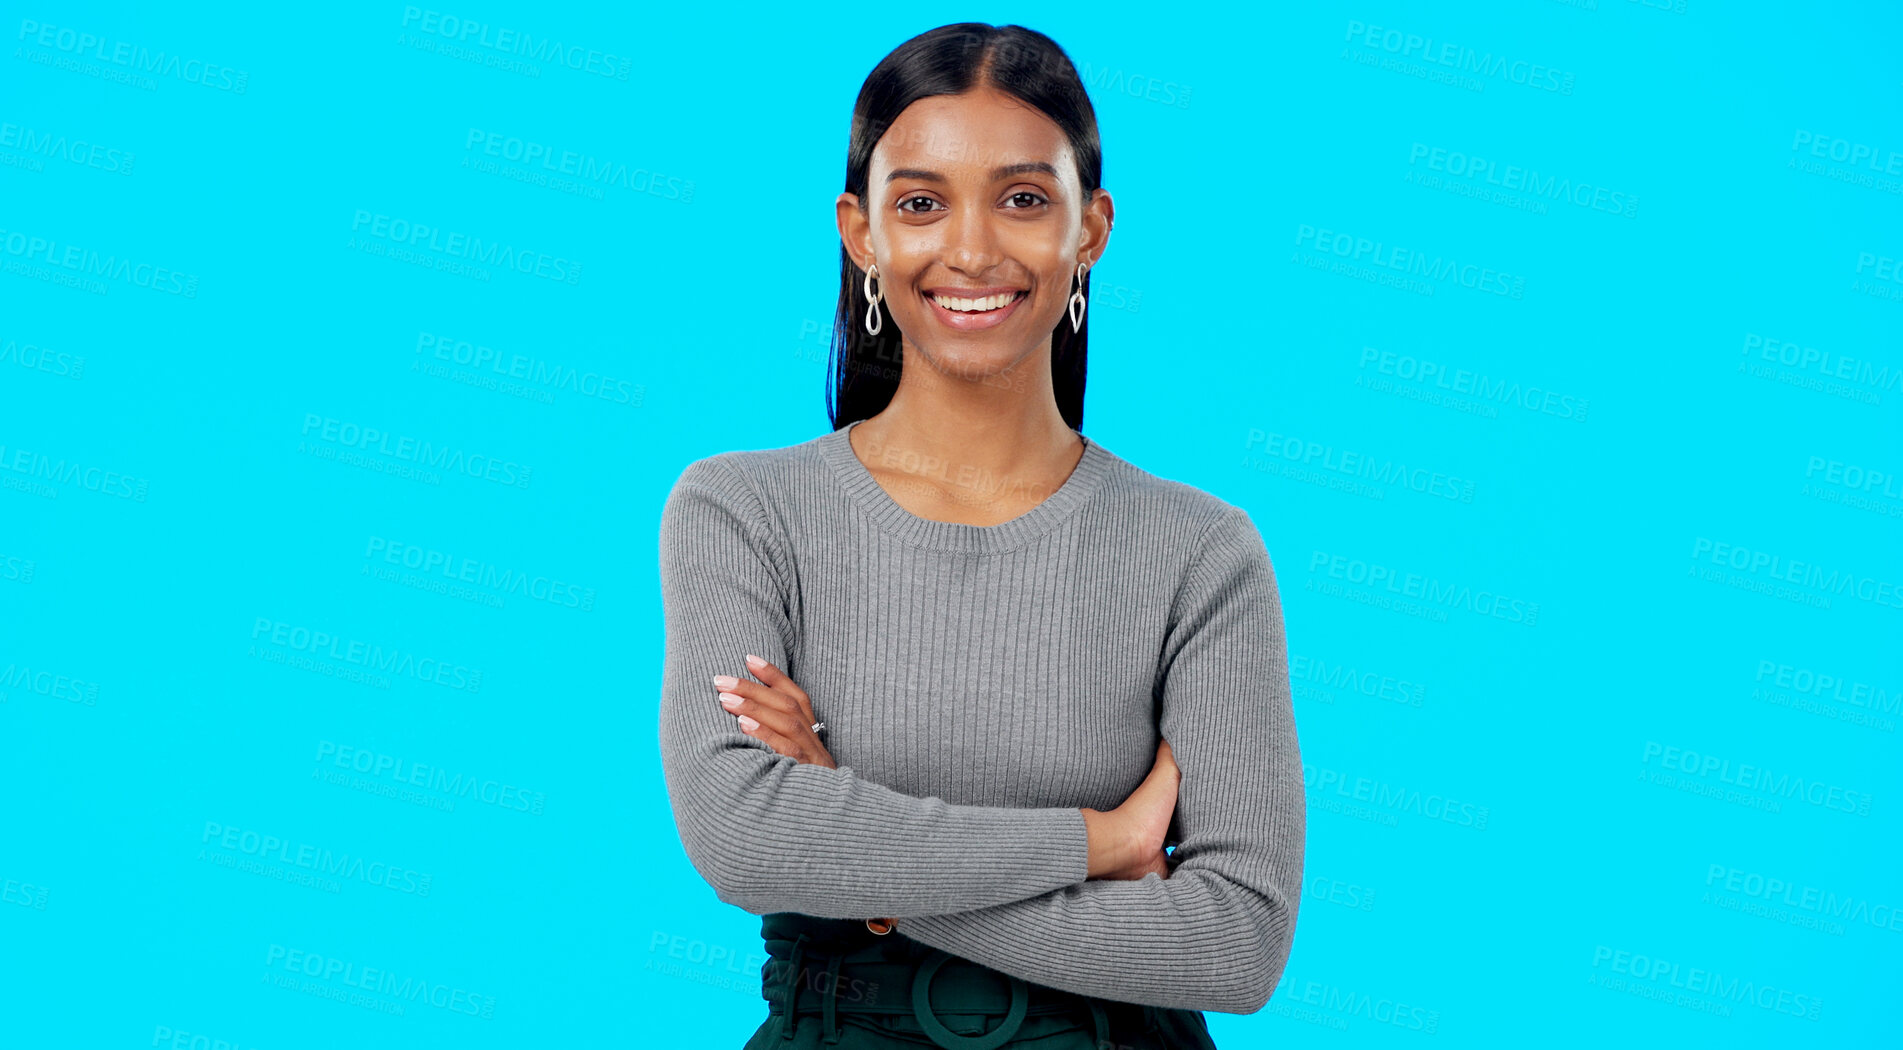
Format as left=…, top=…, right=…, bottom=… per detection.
left=923, top=286, right=1025, bottom=297
left=921, top=288, right=1028, bottom=332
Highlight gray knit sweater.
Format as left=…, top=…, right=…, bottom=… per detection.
left=656, top=420, right=1304, bottom=1014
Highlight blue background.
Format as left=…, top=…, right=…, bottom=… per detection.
left=3, top=2, right=1899, bottom=1046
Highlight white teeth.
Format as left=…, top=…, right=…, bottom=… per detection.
left=931, top=291, right=1020, bottom=312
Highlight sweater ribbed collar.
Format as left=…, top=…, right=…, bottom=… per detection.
left=820, top=419, right=1112, bottom=554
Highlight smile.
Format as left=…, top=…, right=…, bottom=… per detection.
left=922, top=289, right=1027, bottom=331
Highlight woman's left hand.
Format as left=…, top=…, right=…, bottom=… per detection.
left=715, top=655, right=837, bottom=770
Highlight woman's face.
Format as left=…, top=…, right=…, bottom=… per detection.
left=838, top=85, right=1113, bottom=382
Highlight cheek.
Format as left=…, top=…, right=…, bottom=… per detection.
left=1036, top=264, right=1078, bottom=304
left=881, top=248, right=933, bottom=298
left=1025, top=253, right=1073, bottom=289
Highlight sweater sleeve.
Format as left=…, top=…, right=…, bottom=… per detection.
left=894, top=505, right=1305, bottom=1015
left=657, top=456, right=1092, bottom=918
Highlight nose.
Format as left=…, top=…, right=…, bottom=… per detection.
left=944, top=203, right=1002, bottom=275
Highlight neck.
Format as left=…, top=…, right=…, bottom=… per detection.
left=854, top=340, right=1080, bottom=488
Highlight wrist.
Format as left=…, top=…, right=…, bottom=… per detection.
left=1080, top=807, right=1132, bottom=878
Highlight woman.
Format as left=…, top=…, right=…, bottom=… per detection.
left=658, top=22, right=1304, bottom=1049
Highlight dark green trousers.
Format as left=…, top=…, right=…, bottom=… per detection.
left=741, top=914, right=1219, bottom=1050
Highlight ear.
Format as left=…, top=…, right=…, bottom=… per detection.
left=836, top=193, right=874, bottom=271
left=1079, top=187, right=1114, bottom=268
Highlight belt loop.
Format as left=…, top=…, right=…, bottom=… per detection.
left=780, top=933, right=809, bottom=1042
left=821, top=954, right=844, bottom=1044
left=1141, top=1002, right=1159, bottom=1033
left=1086, top=1000, right=1110, bottom=1048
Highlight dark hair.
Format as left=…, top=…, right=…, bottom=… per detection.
left=826, top=23, right=1102, bottom=433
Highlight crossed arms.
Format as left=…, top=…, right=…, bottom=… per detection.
left=656, top=458, right=1304, bottom=1013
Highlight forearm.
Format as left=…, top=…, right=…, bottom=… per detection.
left=661, top=661, right=1092, bottom=917
left=1081, top=807, right=1141, bottom=877
left=848, top=807, right=1136, bottom=924
left=896, top=861, right=1298, bottom=1014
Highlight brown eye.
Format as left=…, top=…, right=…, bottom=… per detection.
left=899, top=196, right=942, bottom=214
left=1005, top=192, right=1048, bottom=209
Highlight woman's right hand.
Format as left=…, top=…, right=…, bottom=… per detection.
left=1083, top=738, right=1180, bottom=881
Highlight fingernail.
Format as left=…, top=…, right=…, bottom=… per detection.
left=745, top=654, right=766, bottom=670
left=737, top=715, right=760, bottom=732
left=712, top=674, right=738, bottom=690
left=719, top=692, right=743, bottom=710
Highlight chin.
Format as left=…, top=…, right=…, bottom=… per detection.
left=912, top=340, right=1034, bottom=377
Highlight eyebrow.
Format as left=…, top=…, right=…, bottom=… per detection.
left=885, top=161, right=1060, bottom=184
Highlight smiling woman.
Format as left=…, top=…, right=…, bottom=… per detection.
left=657, top=21, right=1304, bottom=1050
left=829, top=34, right=1110, bottom=439
left=860, top=128, right=1079, bottom=343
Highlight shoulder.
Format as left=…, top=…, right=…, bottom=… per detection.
left=1088, top=443, right=1280, bottom=624
left=1089, top=439, right=1262, bottom=550
left=664, top=431, right=835, bottom=519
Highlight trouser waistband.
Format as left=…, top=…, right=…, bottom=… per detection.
left=759, top=913, right=1159, bottom=1049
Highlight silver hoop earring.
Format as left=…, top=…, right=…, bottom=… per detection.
left=863, top=262, right=885, bottom=337
left=1067, top=261, right=1088, bottom=332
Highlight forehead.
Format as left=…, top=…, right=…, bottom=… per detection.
left=872, top=87, right=1074, bottom=180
